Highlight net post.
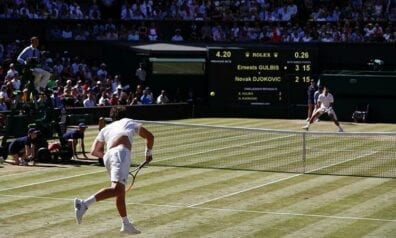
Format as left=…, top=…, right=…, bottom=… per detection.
left=302, top=132, right=306, bottom=173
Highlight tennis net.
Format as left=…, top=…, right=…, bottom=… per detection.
left=137, top=121, right=396, bottom=178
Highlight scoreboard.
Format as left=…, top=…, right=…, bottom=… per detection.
left=208, top=47, right=318, bottom=109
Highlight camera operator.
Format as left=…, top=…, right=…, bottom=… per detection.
left=16, top=36, right=51, bottom=93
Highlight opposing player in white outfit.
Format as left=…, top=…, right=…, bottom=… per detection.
left=303, top=86, right=344, bottom=132
left=74, top=106, right=154, bottom=234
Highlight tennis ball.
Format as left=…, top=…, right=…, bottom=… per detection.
left=210, top=91, right=215, bottom=96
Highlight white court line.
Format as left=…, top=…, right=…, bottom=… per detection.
left=187, top=151, right=379, bottom=207
left=0, top=194, right=394, bottom=223
left=0, top=168, right=54, bottom=178
left=0, top=169, right=104, bottom=192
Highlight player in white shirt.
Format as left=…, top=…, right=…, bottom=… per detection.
left=303, top=86, right=344, bottom=132
left=73, top=106, right=154, bottom=234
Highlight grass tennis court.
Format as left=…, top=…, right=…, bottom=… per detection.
left=1, top=118, right=395, bottom=237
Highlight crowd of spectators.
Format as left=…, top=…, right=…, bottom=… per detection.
left=0, top=0, right=395, bottom=115
left=0, top=0, right=101, bottom=20
left=44, top=19, right=395, bottom=43
left=0, top=1, right=395, bottom=43
left=0, top=38, right=176, bottom=114
left=0, top=1, right=395, bottom=22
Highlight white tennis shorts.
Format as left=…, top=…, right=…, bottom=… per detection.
left=317, top=107, right=338, bottom=120
left=103, top=145, right=132, bottom=185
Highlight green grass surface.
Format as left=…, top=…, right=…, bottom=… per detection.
left=0, top=118, right=395, bottom=237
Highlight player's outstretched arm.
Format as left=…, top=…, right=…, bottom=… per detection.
left=139, top=126, right=154, bottom=164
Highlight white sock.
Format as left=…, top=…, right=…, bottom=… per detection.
left=122, top=216, right=130, bottom=224
left=84, top=195, right=96, bottom=207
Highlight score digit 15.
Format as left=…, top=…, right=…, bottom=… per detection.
left=295, top=64, right=311, bottom=72
left=294, top=76, right=311, bottom=83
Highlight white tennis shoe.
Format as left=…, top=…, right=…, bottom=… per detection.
left=302, top=125, right=309, bottom=131
left=120, top=222, right=141, bottom=235
left=74, top=198, right=87, bottom=224
left=338, top=127, right=344, bottom=132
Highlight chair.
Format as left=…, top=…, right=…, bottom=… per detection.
left=352, top=104, right=369, bottom=122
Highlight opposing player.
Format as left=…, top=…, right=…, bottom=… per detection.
left=303, top=86, right=344, bottom=132
left=74, top=106, right=154, bottom=234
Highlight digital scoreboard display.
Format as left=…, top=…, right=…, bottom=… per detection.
left=208, top=47, right=318, bottom=108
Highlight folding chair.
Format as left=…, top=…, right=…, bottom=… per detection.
left=352, top=104, right=369, bottom=122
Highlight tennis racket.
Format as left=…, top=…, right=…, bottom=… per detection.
left=125, top=161, right=149, bottom=192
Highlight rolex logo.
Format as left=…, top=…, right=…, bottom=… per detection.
left=245, top=52, right=250, bottom=58
left=273, top=52, right=279, bottom=58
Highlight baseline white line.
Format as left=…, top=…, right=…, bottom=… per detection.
left=0, top=194, right=393, bottom=222
left=0, top=169, right=104, bottom=192
left=187, top=151, right=379, bottom=207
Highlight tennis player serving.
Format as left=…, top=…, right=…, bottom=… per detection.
left=74, top=106, right=154, bottom=235
left=303, top=86, right=344, bottom=132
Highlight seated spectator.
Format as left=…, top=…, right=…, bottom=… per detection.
left=104, top=29, right=119, bottom=40
left=62, top=87, right=76, bottom=108
left=118, top=90, right=129, bottom=105
left=111, top=75, right=121, bottom=92
left=109, top=92, right=118, bottom=105
left=212, top=24, right=225, bottom=41
left=36, top=91, right=50, bottom=111
left=97, top=63, right=108, bottom=80
left=383, top=26, right=395, bottom=42
left=61, top=25, right=73, bottom=39
left=118, top=24, right=129, bottom=40
left=201, top=22, right=212, bottom=41
left=10, top=75, right=22, bottom=91
left=0, top=85, right=9, bottom=102
left=128, top=93, right=141, bottom=105
left=50, top=89, right=64, bottom=108
left=0, top=96, right=8, bottom=111
left=98, top=91, right=110, bottom=106
left=171, top=28, right=184, bottom=41
left=113, top=84, right=123, bottom=97
left=140, top=89, right=152, bottom=104
left=88, top=3, right=101, bottom=19
left=6, top=63, right=19, bottom=81
left=128, top=28, right=140, bottom=41
left=121, top=3, right=134, bottom=20
left=145, top=86, right=153, bottom=101
left=69, top=2, right=84, bottom=19
left=83, top=93, right=96, bottom=108
left=139, top=22, right=148, bottom=40
left=156, top=90, right=170, bottom=104
left=148, top=22, right=159, bottom=41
